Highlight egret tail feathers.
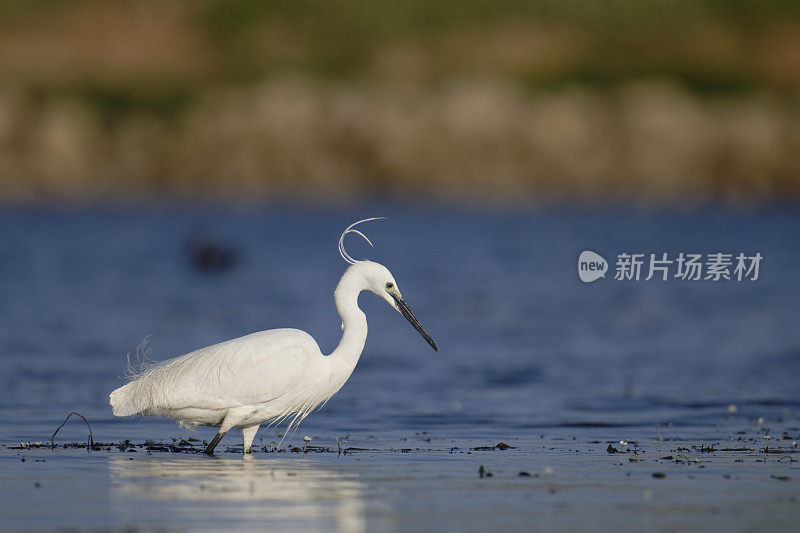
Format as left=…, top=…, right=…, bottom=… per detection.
left=109, top=381, right=148, bottom=417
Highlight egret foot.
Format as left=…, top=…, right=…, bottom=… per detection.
left=204, top=431, right=227, bottom=455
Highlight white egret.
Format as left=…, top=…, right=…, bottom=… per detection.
left=109, top=218, right=437, bottom=455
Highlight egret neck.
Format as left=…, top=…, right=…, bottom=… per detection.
left=329, top=265, right=369, bottom=381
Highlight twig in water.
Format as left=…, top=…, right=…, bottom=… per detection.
left=51, top=412, right=94, bottom=451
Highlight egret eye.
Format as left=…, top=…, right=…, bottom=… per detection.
left=386, top=282, right=394, bottom=289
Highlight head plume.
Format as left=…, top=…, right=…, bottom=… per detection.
left=338, top=217, right=385, bottom=265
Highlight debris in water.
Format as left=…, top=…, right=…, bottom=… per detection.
left=50, top=412, right=95, bottom=451
left=652, top=472, right=666, bottom=479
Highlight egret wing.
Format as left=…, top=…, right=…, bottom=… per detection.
left=139, top=329, right=321, bottom=411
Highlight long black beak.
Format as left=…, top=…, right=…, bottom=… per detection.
left=392, top=295, right=437, bottom=352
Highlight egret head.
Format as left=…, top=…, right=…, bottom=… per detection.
left=339, top=219, right=437, bottom=352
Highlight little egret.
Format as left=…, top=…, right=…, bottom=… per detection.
left=109, top=218, right=437, bottom=455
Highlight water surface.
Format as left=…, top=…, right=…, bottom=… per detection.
left=1, top=206, right=798, bottom=531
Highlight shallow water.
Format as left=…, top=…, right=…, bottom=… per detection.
left=1, top=206, right=799, bottom=531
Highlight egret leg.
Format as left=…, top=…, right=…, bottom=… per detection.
left=203, top=430, right=227, bottom=455
left=203, top=407, right=250, bottom=456
left=242, top=425, right=260, bottom=454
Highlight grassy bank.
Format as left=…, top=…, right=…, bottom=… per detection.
left=0, top=0, right=799, bottom=204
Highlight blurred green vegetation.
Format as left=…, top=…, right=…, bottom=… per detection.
left=2, top=0, right=799, bottom=101
left=197, top=0, right=800, bottom=86
left=1, top=0, right=798, bottom=203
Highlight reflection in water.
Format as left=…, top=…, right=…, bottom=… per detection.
left=109, top=455, right=373, bottom=532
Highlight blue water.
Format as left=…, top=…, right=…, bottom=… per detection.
left=1, top=206, right=799, bottom=531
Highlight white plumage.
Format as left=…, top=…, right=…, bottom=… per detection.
left=109, top=219, right=437, bottom=455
